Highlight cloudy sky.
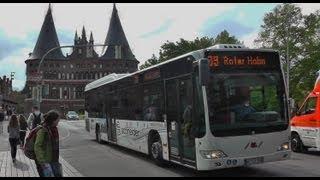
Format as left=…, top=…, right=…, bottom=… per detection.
left=0, top=3, right=319, bottom=91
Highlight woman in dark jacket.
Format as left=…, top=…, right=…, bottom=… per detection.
left=7, top=115, right=20, bottom=163
left=34, top=110, right=61, bottom=177
left=18, top=115, right=28, bottom=148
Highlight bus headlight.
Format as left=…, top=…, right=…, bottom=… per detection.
left=277, top=142, right=289, bottom=151
left=200, top=150, right=227, bottom=159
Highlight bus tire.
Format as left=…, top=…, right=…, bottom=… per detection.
left=96, top=125, right=102, bottom=144
left=149, top=134, right=165, bottom=166
left=291, top=133, right=307, bottom=152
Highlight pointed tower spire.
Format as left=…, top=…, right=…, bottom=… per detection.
left=101, top=3, right=136, bottom=60
left=74, top=30, right=78, bottom=40
left=90, top=31, right=94, bottom=42
left=82, top=26, right=87, bottom=41
left=29, top=3, right=64, bottom=60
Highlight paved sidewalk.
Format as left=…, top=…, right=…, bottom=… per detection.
left=0, top=121, right=83, bottom=177
left=0, top=149, right=83, bottom=177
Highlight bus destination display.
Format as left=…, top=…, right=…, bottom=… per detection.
left=207, top=51, right=278, bottom=70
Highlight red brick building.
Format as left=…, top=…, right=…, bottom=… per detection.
left=23, top=4, right=139, bottom=114
left=0, top=75, right=17, bottom=111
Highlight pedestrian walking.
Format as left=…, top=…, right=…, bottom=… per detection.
left=0, top=107, right=5, bottom=134
left=18, top=115, right=28, bottom=148
left=27, top=106, right=44, bottom=130
left=34, top=110, right=62, bottom=177
left=7, top=106, right=12, bottom=120
left=7, top=114, right=20, bottom=164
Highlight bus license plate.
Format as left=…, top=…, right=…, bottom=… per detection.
left=244, top=157, right=264, bottom=166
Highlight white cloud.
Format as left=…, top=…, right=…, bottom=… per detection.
left=0, top=3, right=236, bottom=64
left=296, top=3, right=320, bottom=15
left=0, top=47, right=29, bottom=90
left=0, top=3, right=237, bottom=90
left=0, top=3, right=318, bottom=91
left=239, top=31, right=260, bottom=48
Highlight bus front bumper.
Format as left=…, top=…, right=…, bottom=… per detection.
left=196, top=150, right=291, bottom=171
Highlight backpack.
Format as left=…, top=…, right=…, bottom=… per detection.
left=32, top=113, right=42, bottom=129
left=0, top=112, right=4, bottom=122
left=23, top=125, right=43, bottom=160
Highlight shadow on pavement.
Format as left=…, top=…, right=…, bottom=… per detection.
left=13, top=160, right=29, bottom=171
left=89, top=139, right=278, bottom=177
left=303, top=149, right=320, bottom=156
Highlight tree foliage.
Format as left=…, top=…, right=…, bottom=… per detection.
left=139, top=30, right=241, bottom=70
left=214, top=30, right=242, bottom=44
left=255, top=3, right=320, bottom=104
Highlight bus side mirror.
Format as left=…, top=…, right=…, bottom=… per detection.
left=289, top=98, right=295, bottom=110
left=199, top=58, right=209, bottom=86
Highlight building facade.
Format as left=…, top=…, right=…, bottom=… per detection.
left=24, top=4, right=139, bottom=114
left=0, top=75, right=17, bottom=111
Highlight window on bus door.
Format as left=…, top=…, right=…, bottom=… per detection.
left=87, top=89, right=104, bottom=118
left=142, top=82, right=163, bottom=122
left=298, top=97, right=317, bottom=115
left=110, top=92, right=120, bottom=118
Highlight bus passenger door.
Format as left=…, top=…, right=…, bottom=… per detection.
left=166, top=77, right=196, bottom=164
left=109, top=109, right=118, bottom=142
left=166, top=79, right=181, bottom=160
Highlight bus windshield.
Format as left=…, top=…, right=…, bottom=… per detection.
left=206, top=71, right=288, bottom=137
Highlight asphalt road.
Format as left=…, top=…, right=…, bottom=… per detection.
left=56, top=120, right=320, bottom=177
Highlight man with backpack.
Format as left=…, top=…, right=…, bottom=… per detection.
left=26, top=106, right=44, bottom=176
left=24, top=110, right=62, bottom=177
left=27, top=106, right=44, bottom=130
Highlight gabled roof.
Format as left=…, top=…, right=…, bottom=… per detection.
left=28, top=4, right=64, bottom=60
left=100, top=4, right=136, bottom=60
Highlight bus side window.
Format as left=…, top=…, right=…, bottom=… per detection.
left=143, top=82, right=163, bottom=122
left=129, top=86, right=143, bottom=120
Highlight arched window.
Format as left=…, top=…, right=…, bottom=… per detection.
left=58, top=73, right=61, bottom=79
left=62, top=73, right=65, bottom=80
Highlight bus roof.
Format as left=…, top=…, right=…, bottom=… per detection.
left=84, top=44, right=279, bottom=92
left=85, top=73, right=129, bottom=92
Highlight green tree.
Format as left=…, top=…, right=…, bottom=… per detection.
left=158, top=37, right=214, bottom=62
left=139, top=54, right=159, bottom=70
left=139, top=30, right=241, bottom=69
left=214, top=30, right=242, bottom=44
left=255, top=3, right=320, bottom=104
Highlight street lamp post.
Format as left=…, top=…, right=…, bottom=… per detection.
left=35, top=43, right=108, bottom=110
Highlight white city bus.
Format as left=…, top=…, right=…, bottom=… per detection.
left=84, top=44, right=291, bottom=170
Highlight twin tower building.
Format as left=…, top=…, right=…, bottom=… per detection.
left=24, top=4, right=139, bottom=114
